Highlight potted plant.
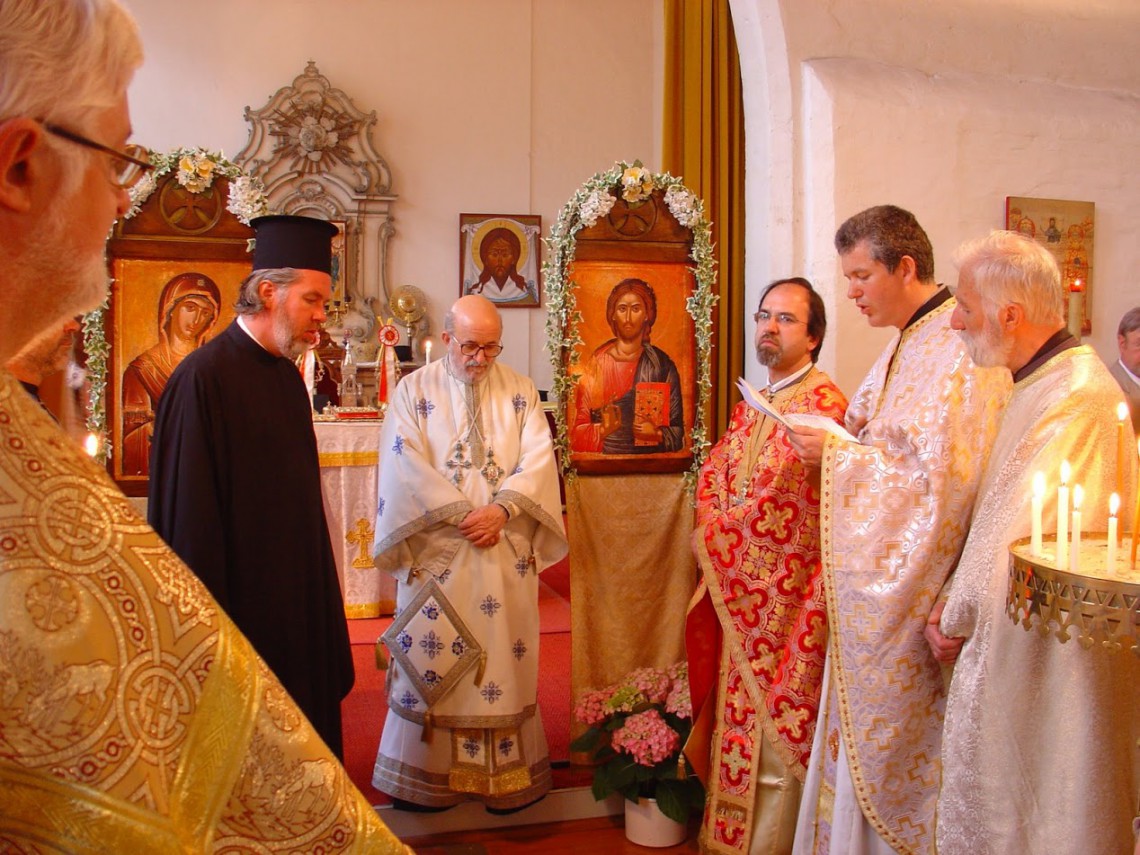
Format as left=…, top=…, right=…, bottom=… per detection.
left=572, top=662, right=704, bottom=845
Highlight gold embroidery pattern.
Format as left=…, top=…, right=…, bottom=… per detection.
left=0, top=371, right=411, bottom=853
left=819, top=306, right=1009, bottom=855
left=346, top=517, right=376, bottom=570
left=449, top=727, right=532, bottom=797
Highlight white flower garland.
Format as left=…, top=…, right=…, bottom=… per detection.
left=125, top=148, right=269, bottom=223
left=543, top=160, right=717, bottom=490
left=85, top=149, right=268, bottom=463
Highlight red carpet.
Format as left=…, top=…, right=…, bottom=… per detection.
left=341, top=557, right=572, bottom=803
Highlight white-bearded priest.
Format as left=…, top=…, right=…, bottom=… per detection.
left=928, top=230, right=1138, bottom=855
left=786, top=206, right=1010, bottom=855
left=687, top=278, right=847, bottom=855
left=371, top=294, right=567, bottom=812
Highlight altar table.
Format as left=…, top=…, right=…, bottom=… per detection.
left=314, top=419, right=394, bottom=618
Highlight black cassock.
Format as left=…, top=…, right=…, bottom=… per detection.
left=148, top=321, right=354, bottom=757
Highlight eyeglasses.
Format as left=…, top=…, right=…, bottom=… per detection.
left=41, top=122, right=153, bottom=189
left=753, top=310, right=806, bottom=327
left=457, top=341, right=504, bottom=358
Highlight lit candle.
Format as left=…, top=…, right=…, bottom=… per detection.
left=1031, top=471, right=1045, bottom=557
left=1117, top=402, right=1128, bottom=528
left=1069, top=484, right=1083, bottom=571
left=424, top=340, right=432, bottom=363
left=1056, top=461, right=1070, bottom=569
left=1067, top=279, right=1084, bottom=340
left=84, top=433, right=99, bottom=458
left=1106, top=493, right=1119, bottom=574
left=1132, top=438, right=1140, bottom=569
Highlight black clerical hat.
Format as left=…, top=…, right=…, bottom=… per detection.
left=250, top=215, right=338, bottom=273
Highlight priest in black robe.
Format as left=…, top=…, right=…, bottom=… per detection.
left=148, top=215, right=354, bottom=758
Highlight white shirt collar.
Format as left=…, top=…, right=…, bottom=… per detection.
left=765, top=360, right=812, bottom=395
left=1120, top=358, right=1140, bottom=387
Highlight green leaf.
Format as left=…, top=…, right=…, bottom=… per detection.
left=569, top=728, right=602, bottom=753
left=653, top=780, right=689, bottom=825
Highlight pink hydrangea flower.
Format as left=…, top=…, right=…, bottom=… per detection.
left=611, top=708, right=680, bottom=767
left=573, top=688, right=611, bottom=727
left=627, top=666, right=672, bottom=704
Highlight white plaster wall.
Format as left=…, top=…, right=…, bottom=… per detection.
left=731, top=0, right=1140, bottom=395
left=120, top=0, right=663, bottom=390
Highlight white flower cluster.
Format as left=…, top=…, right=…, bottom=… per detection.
left=664, top=184, right=702, bottom=228
left=176, top=152, right=219, bottom=194
left=226, top=175, right=269, bottom=225
left=578, top=188, right=616, bottom=228
left=125, top=170, right=158, bottom=219
left=620, top=165, right=654, bottom=203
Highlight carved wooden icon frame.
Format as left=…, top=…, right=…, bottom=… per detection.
left=564, top=191, right=697, bottom=475
left=104, top=173, right=253, bottom=496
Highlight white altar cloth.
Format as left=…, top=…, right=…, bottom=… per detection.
left=314, top=419, right=394, bottom=618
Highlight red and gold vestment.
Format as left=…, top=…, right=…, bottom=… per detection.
left=688, top=366, right=847, bottom=854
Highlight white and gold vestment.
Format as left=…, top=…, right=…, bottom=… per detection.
left=370, top=360, right=567, bottom=808
left=795, top=298, right=1010, bottom=855
left=939, top=345, right=1138, bottom=855
left=0, top=369, right=409, bottom=852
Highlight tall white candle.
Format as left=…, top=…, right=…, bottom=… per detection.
left=1031, top=471, right=1045, bottom=557
left=1056, top=461, right=1070, bottom=569
left=424, top=340, right=433, bottom=363
left=1069, top=484, right=1083, bottom=572
left=1117, top=402, right=1128, bottom=507
left=1107, top=493, right=1120, bottom=574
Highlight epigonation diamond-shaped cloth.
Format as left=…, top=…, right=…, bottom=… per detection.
left=381, top=578, right=485, bottom=709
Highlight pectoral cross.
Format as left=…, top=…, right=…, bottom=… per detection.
left=346, top=518, right=376, bottom=569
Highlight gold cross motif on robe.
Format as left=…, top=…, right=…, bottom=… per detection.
left=346, top=518, right=376, bottom=569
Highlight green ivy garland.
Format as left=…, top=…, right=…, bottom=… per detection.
left=83, top=148, right=267, bottom=463
left=543, top=161, right=717, bottom=491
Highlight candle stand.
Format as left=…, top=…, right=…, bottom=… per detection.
left=1007, top=534, right=1139, bottom=656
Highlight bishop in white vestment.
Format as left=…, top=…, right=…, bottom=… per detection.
left=371, top=296, right=567, bottom=810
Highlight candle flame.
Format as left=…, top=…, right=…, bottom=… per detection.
left=84, top=433, right=99, bottom=457
left=1060, top=460, right=1070, bottom=485
left=1033, top=471, right=1045, bottom=498
left=1072, top=484, right=1083, bottom=509
left=1119, top=402, right=1129, bottom=422
left=1110, top=492, right=1120, bottom=516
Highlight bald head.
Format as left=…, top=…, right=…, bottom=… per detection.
left=442, top=295, right=503, bottom=384
left=446, top=295, right=502, bottom=336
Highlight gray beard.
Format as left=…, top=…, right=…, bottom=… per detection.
left=12, top=196, right=109, bottom=358
left=756, top=341, right=781, bottom=368
left=272, top=306, right=309, bottom=360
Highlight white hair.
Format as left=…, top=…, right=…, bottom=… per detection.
left=0, top=0, right=142, bottom=128
left=952, top=230, right=1064, bottom=327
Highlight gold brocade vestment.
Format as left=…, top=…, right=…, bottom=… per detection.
left=938, top=346, right=1139, bottom=855
left=0, top=369, right=410, bottom=854
left=800, top=300, right=1010, bottom=855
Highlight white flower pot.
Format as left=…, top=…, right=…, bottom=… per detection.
left=624, top=796, right=686, bottom=848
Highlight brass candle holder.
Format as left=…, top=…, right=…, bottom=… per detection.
left=1007, top=534, right=1139, bottom=656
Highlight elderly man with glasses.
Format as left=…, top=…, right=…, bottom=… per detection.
left=370, top=293, right=568, bottom=813
left=0, top=1, right=409, bottom=851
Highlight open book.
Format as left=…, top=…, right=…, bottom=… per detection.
left=736, top=378, right=857, bottom=442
